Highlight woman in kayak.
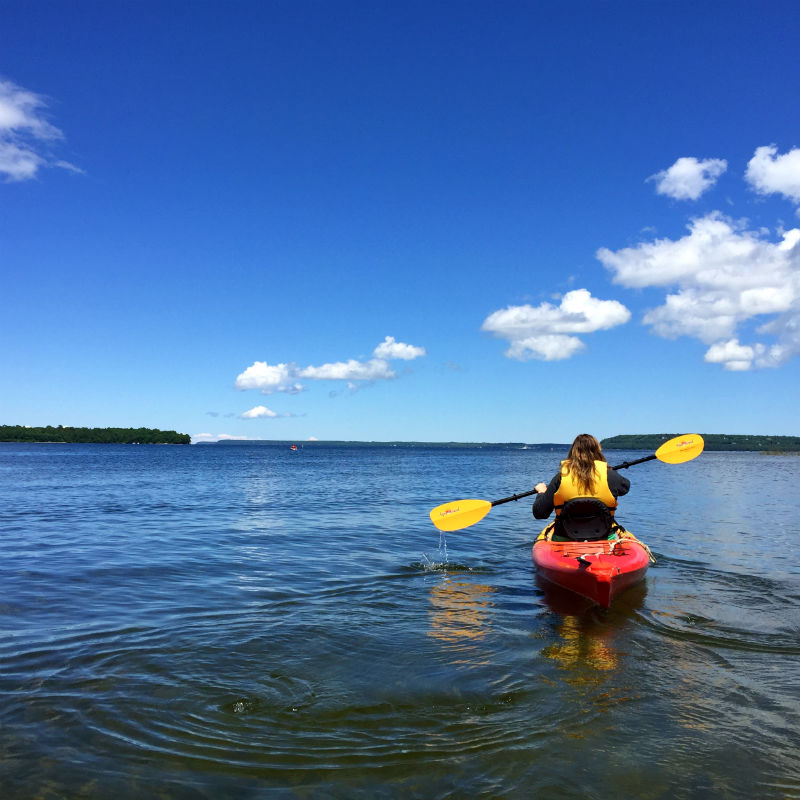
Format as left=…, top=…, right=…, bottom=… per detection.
left=533, top=433, right=629, bottom=540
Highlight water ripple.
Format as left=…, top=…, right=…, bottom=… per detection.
left=1, top=444, right=799, bottom=798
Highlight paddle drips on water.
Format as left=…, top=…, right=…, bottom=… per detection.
left=422, top=531, right=449, bottom=571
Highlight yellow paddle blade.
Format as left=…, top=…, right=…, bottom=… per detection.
left=429, top=499, right=492, bottom=531
left=655, top=433, right=704, bottom=464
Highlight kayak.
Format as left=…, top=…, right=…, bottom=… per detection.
left=532, top=527, right=652, bottom=608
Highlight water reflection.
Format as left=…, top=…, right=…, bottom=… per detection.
left=428, top=576, right=496, bottom=647
left=542, top=615, right=619, bottom=672
left=538, top=579, right=647, bottom=696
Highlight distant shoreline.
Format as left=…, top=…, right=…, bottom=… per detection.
left=194, top=435, right=799, bottom=452
left=0, top=426, right=191, bottom=445
left=4, top=432, right=798, bottom=452
left=195, top=440, right=570, bottom=450
left=601, top=433, right=800, bottom=452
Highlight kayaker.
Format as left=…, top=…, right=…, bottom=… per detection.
left=533, top=433, right=630, bottom=541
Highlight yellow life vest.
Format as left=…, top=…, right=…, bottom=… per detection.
left=554, top=459, right=618, bottom=516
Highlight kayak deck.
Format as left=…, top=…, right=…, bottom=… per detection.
left=532, top=535, right=651, bottom=608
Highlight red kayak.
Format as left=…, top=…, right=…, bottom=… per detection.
left=532, top=531, right=652, bottom=608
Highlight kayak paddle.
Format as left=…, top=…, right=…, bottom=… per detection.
left=429, top=433, right=704, bottom=532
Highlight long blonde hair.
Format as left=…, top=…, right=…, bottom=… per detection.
left=561, top=434, right=606, bottom=494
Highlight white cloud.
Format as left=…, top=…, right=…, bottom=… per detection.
left=745, top=145, right=800, bottom=203
left=702, top=338, right=786, bottom=371
left=240, top=405, right=278, bottom=419
left=0, top=81, right=61, bottom=138
left=192, top=433, right=251, bottom=443
left=507, top=334, right=586, bottom=361
left=373, top=335, right=426, bottom=360
left=598, top=212, right=800, bottom=369
left=53, top=159, right=84, bottom=175
left=649, top=157, right=727, bottom=201
left=0, top=79, right=80, bottom=182
left=299, top=358, right=395, bottom=381
left=234, top=361, right=297, bottom=393
left=0, top=141, right=43, bottom=182
left=481, top=289, right=631, bottom=361
left=235, top=336, right=426, bottom=393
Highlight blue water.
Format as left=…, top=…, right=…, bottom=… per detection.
left=1, top=443, right=798, bottom=798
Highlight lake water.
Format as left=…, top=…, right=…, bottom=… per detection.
left=1, top=442, right=798, bottom=799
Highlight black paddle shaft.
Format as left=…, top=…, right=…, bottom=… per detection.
left=490, top=453, right=657, bottom=508
left=610, top=454, right=657, bottom=470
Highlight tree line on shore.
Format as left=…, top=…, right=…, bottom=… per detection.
left=0, top=425, right=191, bottom=444
left=601, top=433, right=800, bottom=452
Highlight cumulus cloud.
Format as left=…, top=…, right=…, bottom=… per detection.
left=481, top=289, right=631, bottom=361
left=299, top=358, right=395, bottom=381
left=648, top=157, right=727, bottom=201
left=240, top=405, right=278, bottom=419
left=234, top=361, right=295, bottom=392
left=703, top=339, right=786, bottom=371
left=598, top=213, right=800, bottom=370
left=745, top=145, right=800, bottom=203
left=235, top=336, right=426, bottom=393
left=0, top=79, right=80, bottom=181
left=373, top=335, right=426, bottom=360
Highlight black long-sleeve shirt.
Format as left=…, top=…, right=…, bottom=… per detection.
left=532, top=467, right=630, bottom=519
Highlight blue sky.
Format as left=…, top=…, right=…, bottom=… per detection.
left=2, top=0, right=799, bottom=443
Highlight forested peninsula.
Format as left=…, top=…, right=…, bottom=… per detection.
left=602, top=433, right=800, bottom=452
left=0, top=426, right=191, bottom=444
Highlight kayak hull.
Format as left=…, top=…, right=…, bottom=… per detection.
left=532, top=535, right=650, bottom=608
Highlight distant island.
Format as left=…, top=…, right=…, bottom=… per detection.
left=196, top=440, right=570, bottom=450
left=195, top=435, right=800, bottom=451
left=0, top=425, right=191, bottom=445
left=601, top=433, right=800, bottom=452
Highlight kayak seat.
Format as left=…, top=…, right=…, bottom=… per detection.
left=557, top=498, right=614, bottom=541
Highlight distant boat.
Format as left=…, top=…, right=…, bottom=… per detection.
left=290, top=444, right=298, bottom=451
